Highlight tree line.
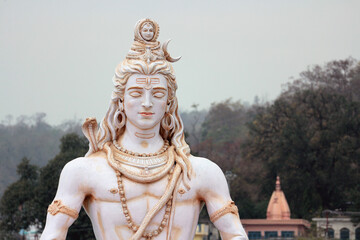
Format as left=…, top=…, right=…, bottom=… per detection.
left=0, top=115, right=82, bottom=197
left=0, top=134, right=95, bottom=239
left=194, top=58, right=360, bottom=220
left=0, top=58, right=359, bottom=238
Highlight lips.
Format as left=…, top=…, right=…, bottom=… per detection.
left=139, top=112, right=154, bottom=116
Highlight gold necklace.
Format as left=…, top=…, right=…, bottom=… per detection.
left=105, top=143, right=175, bottom=183
left=116, top=169, right=174, bottom=239
left=113, top=149, right=168, bottom=175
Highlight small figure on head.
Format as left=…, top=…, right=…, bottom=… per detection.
left=135, top=18, right=159, bottom=43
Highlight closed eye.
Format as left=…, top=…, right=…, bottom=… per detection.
left=129, top=91, right=142, bottom=97
left=153, top=92, right=165, bottom=98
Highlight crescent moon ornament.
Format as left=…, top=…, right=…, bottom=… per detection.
left=162, top=39, right=181, bottom=63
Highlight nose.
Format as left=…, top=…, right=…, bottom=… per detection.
left=142, top=91, right=153, bottom=108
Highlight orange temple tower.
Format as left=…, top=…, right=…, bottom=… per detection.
left=266, top=176, right=290, bottom=220
left=241, top=176, right=310, bottom=239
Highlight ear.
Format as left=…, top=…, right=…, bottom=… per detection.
left=166, top=101, right=171, bottom=113
left=118, top=99, right=124, bottom=112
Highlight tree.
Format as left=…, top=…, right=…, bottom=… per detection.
left=283, top=58, right=359, bottom=102
left=243, top=59, right=360, bottom=219
left=0, top=158, right=39, bottom=237
left=35, top=133, right=95, bottom=239
left=180, top=104, right=207, bottom=150
left=0, top=113, right=83, bottom=197
left=0, top=133, right=95, bottom=239
left=0, top=113, right=63, bottom=196
left=196, top=99, right=267, bottom=218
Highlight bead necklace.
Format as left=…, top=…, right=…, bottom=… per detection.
left=115, top=169, right=174, bottom=239
left=113, top=140, right=169, bottom=157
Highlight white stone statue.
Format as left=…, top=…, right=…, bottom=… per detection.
left=40, top=18, right=248, bottom=240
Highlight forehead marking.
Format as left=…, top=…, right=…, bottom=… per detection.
left=142, top=23, right=152, bottom=29
left=136, top=77, right=160, bottom=90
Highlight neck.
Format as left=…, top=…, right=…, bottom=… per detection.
left=117, top=119, right=164, bottom=154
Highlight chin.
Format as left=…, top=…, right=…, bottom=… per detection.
left=134, top=119, right=159, bottom=130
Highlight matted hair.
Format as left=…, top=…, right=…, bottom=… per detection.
left=94, top=59, right=192, bottom=187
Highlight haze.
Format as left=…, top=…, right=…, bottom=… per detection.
left=0, top=0, right=359, bottom=125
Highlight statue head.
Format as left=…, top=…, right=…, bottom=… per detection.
left=134, top=18, right=159, bottom=43
left=82, top=18, right=192, bottom=187
left=123, top=73, right=168, bottom=132
left=106, top=59, right=179, bottom=142
left=94, top=19, right=191, bottom=184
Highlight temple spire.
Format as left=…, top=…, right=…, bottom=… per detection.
left=266, top=176, right=291, bottom=220
left=276, top=176, right=281, bottom=191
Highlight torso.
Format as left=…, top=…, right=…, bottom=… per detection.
left=79, top=152, right=203, bottom=240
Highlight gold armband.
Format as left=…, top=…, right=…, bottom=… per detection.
left=210, top=201, right=239, bottom=223
left=48, top=200, right=79, bottom=219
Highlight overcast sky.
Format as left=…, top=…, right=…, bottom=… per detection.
left=1, top=0, right=359, bottom=125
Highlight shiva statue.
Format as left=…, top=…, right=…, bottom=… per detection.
left=41, top=18, right=248, bottom=240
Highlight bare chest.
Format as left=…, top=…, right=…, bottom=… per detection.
left=82, top=162, right=201, bottom=239
left=84, top=162, right=195, bottom=202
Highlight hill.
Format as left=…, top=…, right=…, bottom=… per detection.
left=0, top=113, right=82, bottom=196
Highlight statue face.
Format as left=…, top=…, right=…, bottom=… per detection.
left=140, top=23, right=154, bottom=41
left=123, top=74, right=168, bottom=130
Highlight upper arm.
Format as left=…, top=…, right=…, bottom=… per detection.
left=41, top=158, right=87, bottom=240
left=196, top=159, right=232, bottom=214
left=195, top=157, right=248, bottom=240
left=54, top=158, right=88, bottom=205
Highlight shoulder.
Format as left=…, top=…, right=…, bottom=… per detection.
left=56, top=151, right=108, bottom=194
left=189, top=155, right=224, bottom=178
left=189, top=155, right=227, bottom=187
left=188, top=155, right=230, bottom=200
left=61, top=151, right=108, bottom=178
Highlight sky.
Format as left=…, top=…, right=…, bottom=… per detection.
left=0, top=0, right=359, bottom=125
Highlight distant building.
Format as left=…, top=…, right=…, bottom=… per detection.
left=20, top=225, right=40, bottom=240
left=313, top=213, right=360, bottom=239
left=194, top=223, right=209, bottom=240
left=241, top=176, right=310, bottom=239
left=194, top=223, right=220, bottom=240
